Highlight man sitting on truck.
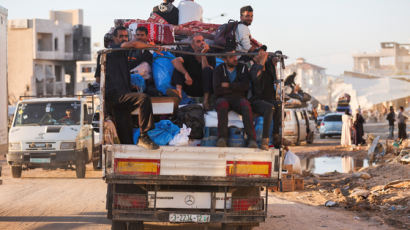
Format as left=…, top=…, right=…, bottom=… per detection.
left=213, top=48, right=258, bottom=148
left=105, top=26, right=164, bottom=150
left=152, top=0, right=179, bottom=25
left=249, top=50, right=282, bottom=150
left=128, top=26, right=162, bottom=97
left=167, top=34, right=215, bottom=110
left=236, top=6, right=258, bottom=54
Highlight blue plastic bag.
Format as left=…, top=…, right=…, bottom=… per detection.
left=130, top=74, right=146, bottom=92
left=147, top=120, right=180, bottom=146
left=152, top=52, right=176, bottom=95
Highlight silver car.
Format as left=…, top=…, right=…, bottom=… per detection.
left=319, top=113, right=343, bottom=139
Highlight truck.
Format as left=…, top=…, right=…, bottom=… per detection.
left=7, top=96, right=101, bottom=178
left=99, top=47, right=285, bottom=229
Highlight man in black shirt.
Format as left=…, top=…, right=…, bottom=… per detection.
left=386, top=106, right=395, bottom=139
left=152, top=0, right=179, bottom=25
left=105, top=26, right=163, bottom=149
left=213, top=49, right=258, bottom=148
left=249, top=51, right=282, bottom=150
left=168, top=34, right=215, bottom=110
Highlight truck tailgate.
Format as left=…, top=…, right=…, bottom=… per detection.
left=104, top=145, right=280, bottom=180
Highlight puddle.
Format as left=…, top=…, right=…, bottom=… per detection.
left=301, top=156, right=369, bottom=174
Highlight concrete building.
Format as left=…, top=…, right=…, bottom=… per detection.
left=285, top=58, right=328, bottom=104
left=75, top=60, right=97, bottom=95
left=0, top=6, right=8, bottom=153
left=352, top=42, right=410, bottom=76
left=7, top=9, right=91, bottom=104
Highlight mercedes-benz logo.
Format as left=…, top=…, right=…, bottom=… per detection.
left=184, top=195, right=195, bottom=206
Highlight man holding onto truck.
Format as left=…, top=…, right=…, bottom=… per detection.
left=105, top=26, right=164, bottom=150
left=213, top=48, right=258, bottom=148
left=249, top=51, right=282, bottom=150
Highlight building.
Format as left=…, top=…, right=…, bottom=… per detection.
left=352, top=42, right=410, bottom=76
left=0, top=6, right=7, bottom=153
left=7, top=9, right=91, bottom=104
left=285, top=58, right=328, bottom=105
left=75, top=60, right=97, bottom=95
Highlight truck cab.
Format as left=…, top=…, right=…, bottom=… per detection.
left=7, top=96, right=100, bottom=178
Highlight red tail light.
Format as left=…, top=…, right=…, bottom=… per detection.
left=321, top=122, right=325, bottom=126
left=232, top=198, right=263, bottom=211
left=114, top=194, right=147, bottom=209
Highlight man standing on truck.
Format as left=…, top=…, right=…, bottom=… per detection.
left=248, top=50, right=282, bottom=150
left=213, top=48, right=257, bottom=148
left=167, top=34, right=215, bottom=110
left=105, top=26, right=164, bottom=150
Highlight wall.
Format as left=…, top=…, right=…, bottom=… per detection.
left=7, top=28, right=34, bottom=105
left=0, top=6, right=7, bottom=153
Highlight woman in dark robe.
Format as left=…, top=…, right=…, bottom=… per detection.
left=353, top=112, right=365, bottom=145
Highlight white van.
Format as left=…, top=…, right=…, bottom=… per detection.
left=283, top=108, right=316, bottom=145
left=7, top=97, right=100, bottom=178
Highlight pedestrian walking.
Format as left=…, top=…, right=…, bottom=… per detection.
left=398, top=106, right=408, bottom=140
left=353, top=110, right=365, bottom=146
left=341, top=109, right=352, bottom=147
left=386, top=106, right=395, bottom=139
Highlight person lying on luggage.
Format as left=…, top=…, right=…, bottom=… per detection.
left=213, top=48, right=257, bottom=148
left=105, top=26, right=165, bottom=150
left=152, top=0, right=179, bottom=25
left=248, top=50, right=282, bottom=150
left=167, top=34, right=216, bottom=110
left=128, top=26, right=162, bottom=96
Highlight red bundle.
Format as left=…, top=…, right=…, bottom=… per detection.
left=127, top=22, right=175, bottom=45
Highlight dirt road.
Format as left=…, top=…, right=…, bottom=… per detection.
left=0, top=126, right=402, bottom=230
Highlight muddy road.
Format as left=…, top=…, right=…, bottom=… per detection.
left=0, top=128, right=401, bottom=230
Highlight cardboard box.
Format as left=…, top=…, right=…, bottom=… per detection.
left=280, top=178, right=295, bottom=192
left=282, top=173, right=294, bottom=180
left=295, top=178, right=304, bottom=190
left=283, top=164, right=293, bottom=173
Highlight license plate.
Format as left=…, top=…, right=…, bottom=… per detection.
left=30, top=158, right=51, bottom=163
left=169, top=214, right=210, bottom=223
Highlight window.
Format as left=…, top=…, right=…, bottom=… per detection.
left=54, top=38, right=58, bottom=51
left=37, top=33, right=53, bottom=51
left=55, top=66, right=62, bottom=82
left=82, top=67, right=92, bottom=73
left=324, top=115, right=342, bottom=122
left=65, top=34, right=73, bottom=52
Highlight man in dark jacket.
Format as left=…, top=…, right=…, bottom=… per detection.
left=213, top=49, right=257, bottom=148
left=386, top=106, right=395, bottom=139
left=248, top=50, right=281, bottom=150
left=105, top=26, right=164, bottom=149
left=152, top=0, right=179, bottom=25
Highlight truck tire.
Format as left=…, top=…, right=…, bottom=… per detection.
left=11, top=165, right=22, bottom=178
left=307, top=132, right=314, bottom=144
left=75, top=150, right=86, bottom=178
left=111, top=221, right=127, bottom=230
left=128, top=221, right=144, bottom=230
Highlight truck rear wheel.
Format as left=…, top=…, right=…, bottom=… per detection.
left=76, top=150, right=86, bottom=178
left=128, top=221, right=144, bottom=230
left=111, top=220, right=127, bottom=230
left=11, top=165, right=22, bottom=178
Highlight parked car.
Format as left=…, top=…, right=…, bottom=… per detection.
left=284, top=108, right=316, bottom=145
left=319, top=113, right=343, bottom=139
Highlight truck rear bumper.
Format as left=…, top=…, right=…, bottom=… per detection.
left=7, top=150, right=77, bottom=166
left=112, top=210, right=265, bottom=224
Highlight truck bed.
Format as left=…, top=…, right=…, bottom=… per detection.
left=104, top=145, right=281, bottom=186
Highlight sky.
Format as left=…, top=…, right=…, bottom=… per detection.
left=1, top=0, right=410, bottom=75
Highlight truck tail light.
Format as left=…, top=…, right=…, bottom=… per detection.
left=226, top=161, right=271, bottom=178
left=114, top=159, right=160, bottom=175
left=114, top=194, right=147, bottom=210
left=321, top=122, right=325, bottom=126
left=232, top=198, right=263, bottom=211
